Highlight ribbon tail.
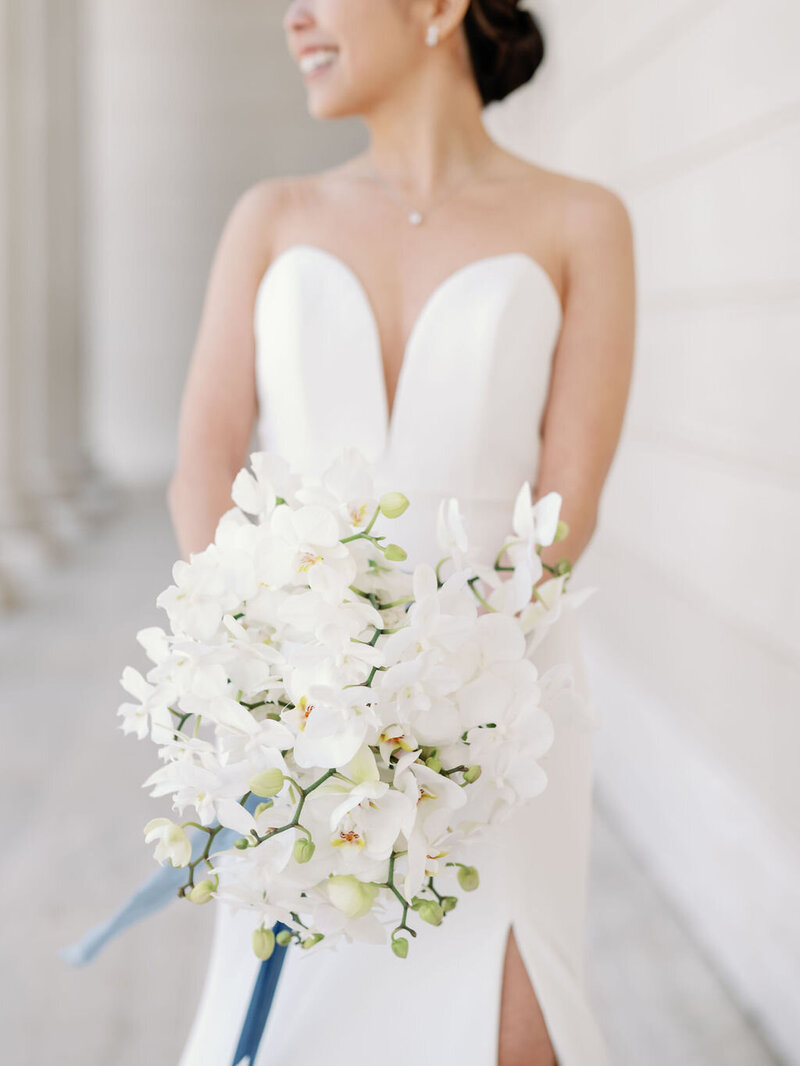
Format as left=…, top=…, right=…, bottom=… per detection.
left=59, top=821, right=236, bottom=967
left=59, top=793, right=266, bottom=967
left=231, top=923, right=291, bottom=1066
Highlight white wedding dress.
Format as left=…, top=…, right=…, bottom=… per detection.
left=177, top=244, right=612, bottom=1065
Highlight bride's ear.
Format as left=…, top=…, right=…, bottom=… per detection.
left=420, top=0, right=472, bottom=43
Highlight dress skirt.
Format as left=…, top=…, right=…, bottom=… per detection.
left=177, top=603, right=613, bottom=1066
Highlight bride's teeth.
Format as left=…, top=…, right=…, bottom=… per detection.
left=299, top=49, right=338, bottom=75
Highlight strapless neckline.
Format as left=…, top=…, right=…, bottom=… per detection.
left=255, top=243, right=563, bottom=440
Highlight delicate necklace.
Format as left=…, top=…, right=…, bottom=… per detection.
left=366, top=141, right=494, bottom=226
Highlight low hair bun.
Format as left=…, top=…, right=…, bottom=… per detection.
left=463, top=0, right=546, bottom=107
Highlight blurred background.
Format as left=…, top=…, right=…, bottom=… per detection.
left=1, top=1, right=798, bottom=1063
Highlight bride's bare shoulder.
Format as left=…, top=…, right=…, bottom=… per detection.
left=216, top=173, right=332, bottom=272
left=551, top=170, right=633, bottom=253
left=499, top=153, right=632, bottom=235
left=226, top=175, right=298, bottom=233
left=231, top=162, right=362, bottom=235
left=502, top=157, right=635, bottom=312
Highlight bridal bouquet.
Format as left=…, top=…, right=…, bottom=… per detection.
left=118, top=447, right=594, bottom=961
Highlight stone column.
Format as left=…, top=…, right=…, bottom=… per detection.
left=0, top=0, right=111, bottom=608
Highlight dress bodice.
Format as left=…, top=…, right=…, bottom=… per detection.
left=254, top=243, right=563, bottom=566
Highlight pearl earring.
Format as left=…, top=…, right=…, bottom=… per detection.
left=425, top=24, right=439, bottom=46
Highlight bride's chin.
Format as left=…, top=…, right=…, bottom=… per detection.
left=306, top=89, right=363, bottom=121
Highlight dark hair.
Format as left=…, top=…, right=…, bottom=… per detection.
left=463, top=0, right=545, bottom=106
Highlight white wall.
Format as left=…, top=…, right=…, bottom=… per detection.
left=490, top=0, right=799, bottom=1059
left=82, top=0, right=365, bottom=485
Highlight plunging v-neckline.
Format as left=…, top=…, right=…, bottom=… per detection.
left=258, top=243, right=563, bottom=439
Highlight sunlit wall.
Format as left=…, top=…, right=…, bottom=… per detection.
left=514, top=2, right=800, bottom=1059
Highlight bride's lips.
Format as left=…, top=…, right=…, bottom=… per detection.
left=298, top=47, right=339, bottom=80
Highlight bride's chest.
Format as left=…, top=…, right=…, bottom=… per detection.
left=253, top=244, right=563, bottom=497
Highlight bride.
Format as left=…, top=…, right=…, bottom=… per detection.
left=167, top=1, right=635, bottom=1063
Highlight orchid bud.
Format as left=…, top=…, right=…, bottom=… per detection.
left=425, top=754, right=443, bottom=773
left=301, top=932, right=324, bottom=950
left=249, top=768, right=284, bottom=797
left=418, top=900, right=444, bottom=926
left=441, top=895, right=458, bottom=913
left=554, top=558, right=571, bottom=576
left=463, top=764, right=482, bottom=784
left=188, top=879, right=215, bottom=904
left=293, top=837, right=315, bottom=864
left=379, top=492, right=410, bottom=519
left=392, top=936, right=409, bottom=958
left=383, top=543, right=408, bottom=561
left=553, top=519, right=569, bottom=543
left=327, top=874, right=379, bottom=919
left=234, top=836, right=251, bottom=850
left=252, top=926, right=276, bottom=961
left=457, top=865, right=480, bottom=892
left=276, top=929, right=293, bottom=946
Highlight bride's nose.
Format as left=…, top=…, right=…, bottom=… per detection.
left=283, top=0, right=315, bottom=33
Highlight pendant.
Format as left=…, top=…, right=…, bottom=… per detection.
left=408, top=209, right=423, bottom=226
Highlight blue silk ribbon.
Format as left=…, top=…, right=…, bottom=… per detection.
left=60, top=791, right=291, bottom=1063
left=231, top=923, right=290, bottom=1066
left=59, top=791, right=266, bottom=967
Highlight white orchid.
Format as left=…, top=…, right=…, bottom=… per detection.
left=231, top=450, right=299, bottom=519
left=281, top=682, right=378, bottom=771
left=295, top=445, right=380, bottom=533
left=436, top=496, right=469, bottom=570
left=122, top=445, right=592, bottom=957
left=514, top=482, right=563, bottom=548
left=255, top=503, right=357, bottom=604
left=325, top=746, right=416, bottom=861
left=143, top=817, right=192, bottom=868
left=394, top=760, right=467, bottom=898
left=155, top=544, right=243, bottom=642
left=117, top=666, right=176, bottom=742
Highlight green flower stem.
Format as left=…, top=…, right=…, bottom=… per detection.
left=439, top=764, right=468, bottom=777
left=426, top=875, right=446, bottom=904
left=434, top=555, right=451, bottom=585
left=249, top=768, right=337, bottom=846
left=178, top=823, right=224, bottom=893
left=362, top=504, right=382, bottom=536
left=356, top=595, right=386, bottom=688
left=350, top=633, right=392, bottom=646
left=466, top=576, right=496, bottom=613
left=340, top=528, right=384, bottom=545
left=347, top=584, right=373, bottom=600
left=380, top=852, right=417, bottom=941
left=493, top=543, right=512, bottom=569
left=240, top=697, right=290, bottom=711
